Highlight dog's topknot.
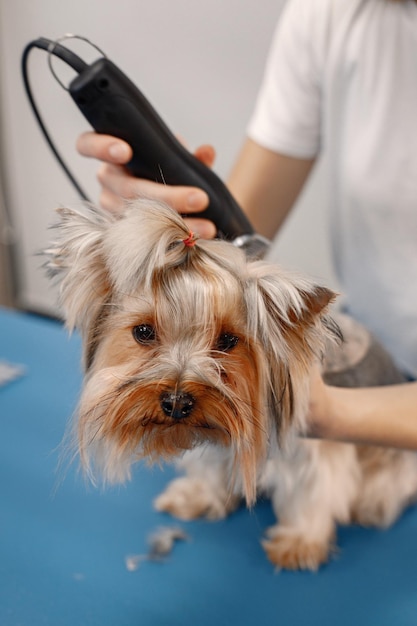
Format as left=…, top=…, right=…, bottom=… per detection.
left=45, top=198, right=249, bottom=331
left=99, top=198, right=247, bottom=293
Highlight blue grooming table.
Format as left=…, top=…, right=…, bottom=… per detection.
left=1, top=306, right=417, bottom=626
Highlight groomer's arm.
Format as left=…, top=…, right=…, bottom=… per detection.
left=228, top=138, right=315, bottom=239
left=307, top=367, right=417, bottom=450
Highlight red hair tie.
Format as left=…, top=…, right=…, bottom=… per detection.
left=182, top=232, right=197, bottom=247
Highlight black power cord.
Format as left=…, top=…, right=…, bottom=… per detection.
left=21, top=37, right=90, bottom=201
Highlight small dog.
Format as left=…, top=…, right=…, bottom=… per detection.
left=45, top=199, right=417, bottom=570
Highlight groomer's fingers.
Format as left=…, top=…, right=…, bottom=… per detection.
left=77, top=132, right=133, bottom=164
left=99, top=188, right=127, bottom=213
left=99, top=187, right=216, bottom=238
left=182, top=218, right=217, bottom=239
left=79, top=131, right=217, bottom=238
left=194, top=144, right=216, bottom=168
left=97, top=163, right=210, bottom=213
left=77, top=132, right=216, bottom=168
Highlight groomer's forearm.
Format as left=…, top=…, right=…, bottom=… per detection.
left=313, top=382, right=417, bottom=450
left=227, top=138, right=315, bottom=239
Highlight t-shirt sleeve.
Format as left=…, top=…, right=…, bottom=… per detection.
left=247, top=0, right=325, bottom=159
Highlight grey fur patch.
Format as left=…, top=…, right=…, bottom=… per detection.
left=322, top=313, right=406, bottom=388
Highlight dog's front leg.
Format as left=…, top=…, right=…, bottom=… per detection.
left=260, top=440, right=359, bottom=571
left=154, top=446, right=241, bottom=521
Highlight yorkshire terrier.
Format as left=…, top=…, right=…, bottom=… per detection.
left=45, top=199, right=417, bottom=571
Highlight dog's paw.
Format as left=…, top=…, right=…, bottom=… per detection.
left=262, top=527, right=333, bottom=571
left=154, top=477, right=239, bottom=521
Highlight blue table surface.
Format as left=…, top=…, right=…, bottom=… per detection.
left=1, top=306, right=417, bottom=626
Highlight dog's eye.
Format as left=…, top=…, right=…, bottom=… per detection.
left=132, top=324, right=156, bottom=344
left=216, top=332, right=239, bottom=352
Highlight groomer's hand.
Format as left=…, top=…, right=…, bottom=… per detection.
left=76, top=132, right=217, bottom=239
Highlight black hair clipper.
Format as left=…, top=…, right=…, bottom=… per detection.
left=22, top=36, right=270, bottom=257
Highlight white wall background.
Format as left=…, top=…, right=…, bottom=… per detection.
left=0, top=0, right=338, bottom=316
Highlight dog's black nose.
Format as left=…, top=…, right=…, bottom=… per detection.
left=160, top=391, right=195, bottom=419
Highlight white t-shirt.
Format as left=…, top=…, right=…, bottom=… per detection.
left=248, top=0, right=417, bottom=377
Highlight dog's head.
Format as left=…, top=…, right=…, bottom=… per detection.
left=46, top=199, right=337, bottom=504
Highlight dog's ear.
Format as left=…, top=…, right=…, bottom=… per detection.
left=44, top=206, right=114, bottom=341
left=245, top=261, right=338, bottom=435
